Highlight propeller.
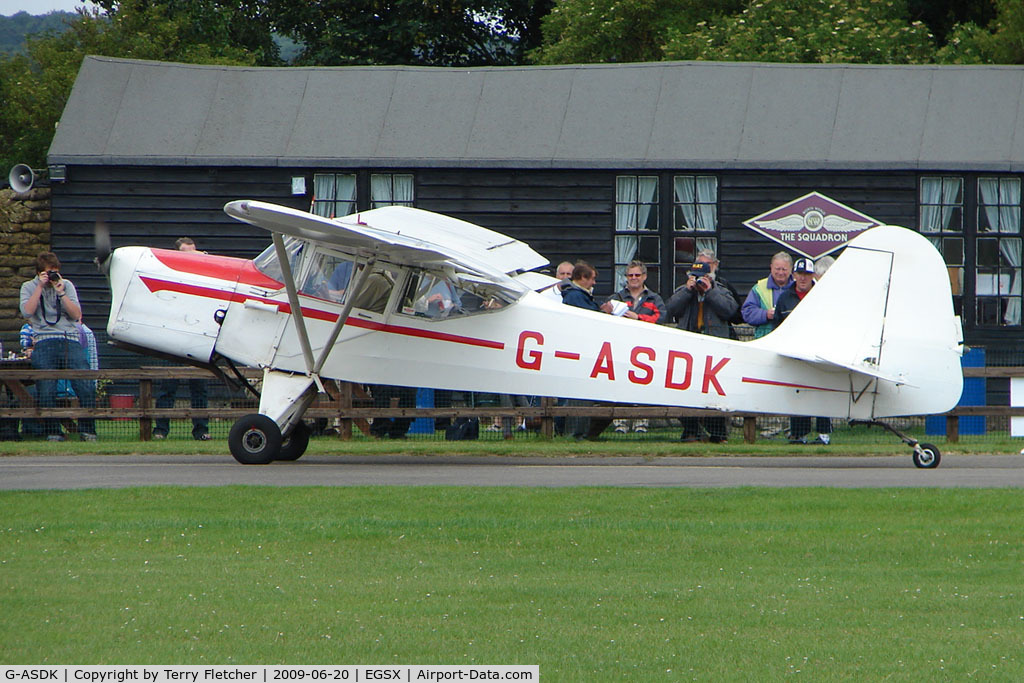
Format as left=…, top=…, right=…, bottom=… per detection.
left=94, top=216, right=111, bottom=273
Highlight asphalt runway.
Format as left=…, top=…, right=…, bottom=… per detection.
left=2, top=453, right=1024, bottom=489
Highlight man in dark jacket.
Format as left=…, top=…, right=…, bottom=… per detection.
left=665, top=250, right=739, bottom=443
left=561, top=261, right=612, bottom=438
left=561, top=262, right=613, bottom=313
left=774, top=257, right=832, bottom=445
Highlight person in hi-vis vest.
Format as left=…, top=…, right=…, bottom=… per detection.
left=741, top=251, right=794, bottom=338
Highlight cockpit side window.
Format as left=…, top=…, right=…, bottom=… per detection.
left=349, top=265, right=396, bottom=314
left=300, top=253, right=355, bottom=303
left=253, top=237, right=305, bottom=286
left=399, top=272, right=511, bottom=319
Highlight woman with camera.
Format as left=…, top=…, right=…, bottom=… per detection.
left=19, top=252, right=97, bottom=441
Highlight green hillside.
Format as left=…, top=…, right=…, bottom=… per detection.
left=0, top=10, right=77, bottom=55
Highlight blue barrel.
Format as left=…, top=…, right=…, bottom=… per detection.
left=408, top=387, right=435, bottom=434
left=925, top=347, right=984, bottom=435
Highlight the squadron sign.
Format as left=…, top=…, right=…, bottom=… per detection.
left=743, top=192, right=882, bottom=259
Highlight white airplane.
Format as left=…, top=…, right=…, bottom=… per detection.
left=100, top=200, right=964, bottom=467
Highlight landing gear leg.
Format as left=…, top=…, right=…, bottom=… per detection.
left=228, top=369, right=319, bottom=465
left=850, top=420, right=941, bottom=469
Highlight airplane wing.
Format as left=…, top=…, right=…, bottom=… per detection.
left=224, top=200, right=549, bottom=298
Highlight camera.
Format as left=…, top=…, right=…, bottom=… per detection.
left=47, top=270, right=60, bottom=282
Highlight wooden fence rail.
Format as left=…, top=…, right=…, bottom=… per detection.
left=2, top=366, right=1019, bottom=443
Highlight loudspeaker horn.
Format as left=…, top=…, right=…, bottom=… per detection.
left=8, top=164, right=35, bottom=193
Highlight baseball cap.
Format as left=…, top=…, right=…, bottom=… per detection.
left=793, top=258, right=814, bottom=274
left=688, top=262, right=712, bottom=277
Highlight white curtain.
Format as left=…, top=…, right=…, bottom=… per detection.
left=941, top=177, right=961, bottom=230
left=696, top=176, right=718, bottom=230
left=312, top=174, right=356, bottom=217
left=674, top=176, right=696, bottom=230
left=920, top=177, right=960, bottom=232
left=615, top=176, right=638, bottom=230
left=979, top=178, right=1022, bottom=324
left=370, top=174, right=392, bottom=207
left=393, top=174, right=414, bottom=204
left=312, top=174, right=336, bottom=217
left=613, top=236, right=638, bottom=290
left=636, top=176, right=657, bottom=230
left=371, top=174, right=414, bottom=207
left=674, top=176, right=718, bottom=230
left=919, top=178, right=941, bottom=232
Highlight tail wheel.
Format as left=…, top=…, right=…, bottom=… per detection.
left=276, top=421, right=311, bottom=461
left=912, top=442, right=941, bottom=469
left=229, top=414, right=282, bottom=465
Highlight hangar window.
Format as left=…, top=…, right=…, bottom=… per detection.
left=371, top=174, right=414, bottom=208
left=672, top=175, right=719, bottom=291
left=614, top=176, right=660, bottom=291
left=919, top=176, right=964, bottom=318
left=976, top=177, right=1021, bottom=326
left=312, top=173, right=357, bottom=218
left=614, top=174, right=720, bottom=293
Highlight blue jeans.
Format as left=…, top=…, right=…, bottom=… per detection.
left=155, top=378, right=209, bottom=438
left=32, top=337, right=96, bottom=436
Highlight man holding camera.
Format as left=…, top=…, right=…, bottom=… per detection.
left=19, top=252, right=97, bottom=441
left=665, top=250, right=739, bottom=442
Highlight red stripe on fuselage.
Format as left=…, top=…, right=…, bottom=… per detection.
left=139, top=276, right=504, bottom=351
left=151, top=249, right=283, bottom=289
left=741, top=376, right=844, bottom=392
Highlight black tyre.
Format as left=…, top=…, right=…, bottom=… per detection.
left=228, top=414, right=282, bottom=465
left=276, top=421, right=311, bottom=461
left=912, top=442, right=941, bottom=469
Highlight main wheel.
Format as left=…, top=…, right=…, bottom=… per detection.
left=228, top=414, right=282, bottom=465
left=276, top=421, right=311, bottom=461
left=912, top=442, right=941, bottom=469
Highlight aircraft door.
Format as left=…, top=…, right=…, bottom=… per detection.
left=213, top=286, right=290, bottom=369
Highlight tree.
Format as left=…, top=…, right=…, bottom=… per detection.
left=530, top=0, right=741, bottom=65
left=936, top=0, right=1024, bottom=63
left=662, top=0, right=937, bottom=64
left=266, top=0, right=552, bottom=66
left=0, top=0, right=276, bottom=171
left=92, top=0, right=279, bottom=65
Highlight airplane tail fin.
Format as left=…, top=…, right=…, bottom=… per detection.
left=752, top=226, right=963, bottom=417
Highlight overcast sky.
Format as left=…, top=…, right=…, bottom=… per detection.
left=0, top=0, right=99, bottom=16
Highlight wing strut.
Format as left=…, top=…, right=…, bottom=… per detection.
left=312, top=258, right=376, bottom=375
left=272, top=233, right=316, bottom=377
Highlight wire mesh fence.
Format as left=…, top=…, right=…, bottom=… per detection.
left=3, top=358, right=1024, bottom=449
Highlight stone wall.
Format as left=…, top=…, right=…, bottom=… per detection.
left=0, top=186, right=51, bottom=349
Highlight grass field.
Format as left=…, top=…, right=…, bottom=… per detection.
left=2, top=486, right=1023, bottom=678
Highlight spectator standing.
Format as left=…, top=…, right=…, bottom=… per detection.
left=741, top=251, right=794, bottom=338
left=540, top=261, right=574, bottom=302
left=561, top=262, right=614, bottom=314
left=19, top=252, right=97, bottom=441
left=609, top=260, right=667, bottom=434
left=154, top=238, right=211, bottom=441
left=665, top=250, right=739, bottom=443
left=562, top=261, right=613, bottom=438
left=774, top=257, right=832, bottom=445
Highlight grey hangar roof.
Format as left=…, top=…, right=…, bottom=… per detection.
left=49, top=55, right=1024, bottom=172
